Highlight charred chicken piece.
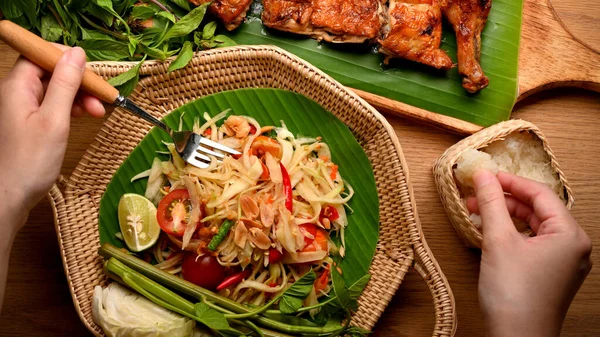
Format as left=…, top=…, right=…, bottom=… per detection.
left=262, top=0, right=385, bottom=43
left=189, top=0, right=252, bottom=31
left=379, top=0, right=454, bottom=69
left=262, top=0, right=313, bottom=35
left=441, top=0, right=491, bottom=93
left=310, top=0, right=385, bottom=43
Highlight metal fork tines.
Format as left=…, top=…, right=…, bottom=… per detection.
left=115, top=96, right=241, bottom=168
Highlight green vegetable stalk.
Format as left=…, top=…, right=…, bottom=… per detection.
left=99, top=243, right=369, bottom=336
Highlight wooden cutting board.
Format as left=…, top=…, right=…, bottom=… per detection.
left=352, top=0, right=600, bottom=135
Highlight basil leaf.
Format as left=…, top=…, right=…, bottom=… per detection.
left=157, top=11, right=176, bottom=23
left=348, top=274, right=370, bottom=299
left=41, top=15, right=63, bottom=42
left=163, top=3, right=209, bottom=41
left=279, top=269, right=316, bottom=314
left=78, top=39, right=131, bottom=61
left=143, top=44, right=178, bottom=60
left=130, top=5, right=156, bottom=20
left=168, top=41, right=194, bottom=72
left=114, top=0, right=137, bottom=16
left=15, top=0, right=37, bottom=26
left=193, top=302, right=231, bottom=331
left=107, top=57, right=145, bottom=96
left=169, top=0, right=191, bottom=11
left=85, top=3, right=115, bottom=26
left=331, top=265, right=355, bottom=311
left=0, top=0, right=23, bottom=19
left=202, top=21, right=217, bottom=40
left=128, top=37, right=139, bottom=56
left=212, top=35, right=236, bottom=48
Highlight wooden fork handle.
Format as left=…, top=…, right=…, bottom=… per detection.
left=0, top=20, right=120, bottom=104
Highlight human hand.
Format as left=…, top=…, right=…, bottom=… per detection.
left=466, top=170, right=592, bottom=337
left=0, top=46, right=105, bottom=232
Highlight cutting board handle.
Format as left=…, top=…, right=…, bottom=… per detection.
left=517, top=0, right=600, bottom=100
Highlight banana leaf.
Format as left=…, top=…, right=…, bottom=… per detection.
left=223, top=0, right=522, bottom=127
left=98, top=88, right=379, bottom=285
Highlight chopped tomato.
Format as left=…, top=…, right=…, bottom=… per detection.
left=260, top=160, right=269, bottom=180
left=320, top=205, right=340, bottom=222
left=299, top=224, right=328, bottom=252
left=314, top=268, right=330, bottom=292
left=268, top=248, right=283, bottom=264
left=249, top=124, right=257, bottom=135
left=157, top=189, right=192, bottom=237
left=251, top=136, right=282, bottom=159
left=298, top=224, right=317, bottom=246
left=203, top=128, right=212, bottom=136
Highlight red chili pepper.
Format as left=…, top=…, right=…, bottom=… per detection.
left=314, top=268, right=330, bottom=292
left=268, top=248, right=283, bottom=264
left=216, top=269, right=252, bottom=291
left=249, top=124, right=257, bottom=135
left=280, top=163, right=293, bottom=212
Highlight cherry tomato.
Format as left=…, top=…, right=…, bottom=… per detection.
left=157, top=189, right=192, bottom=236
left=269, top=248, right=283, bottom=264
left=301, top=228, right=328, bottom=252
left=181, top=253, right=225, bottom=290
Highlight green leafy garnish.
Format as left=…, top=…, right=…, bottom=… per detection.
left=278, top=270, right=316, bottom=314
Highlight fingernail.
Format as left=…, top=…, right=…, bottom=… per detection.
left=473, top=170, right=494, bottom=189
left=64, top=47, right=86, bottom=72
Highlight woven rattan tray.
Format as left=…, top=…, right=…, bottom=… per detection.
left=433, top=119, right=574, bottom=248
left=49, top=45, right=456, bottom=336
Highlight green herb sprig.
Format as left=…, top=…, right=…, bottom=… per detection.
left=0, top=0, right=236, bottom=96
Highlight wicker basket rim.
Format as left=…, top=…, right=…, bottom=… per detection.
left=51, top=45, right=457, bottom=337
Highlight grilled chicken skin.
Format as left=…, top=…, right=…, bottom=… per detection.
left=189, top=0, right=252, bottom=31
left=262, top=0, right=313, bottom=34
left=262, top=0, right=385, bottom=43
left=441, top=0, right=491, bottom=92
left=379, top=0, right=454, bottom=69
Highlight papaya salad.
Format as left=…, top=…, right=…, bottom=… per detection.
left=120, top=111, right=354, bottom=308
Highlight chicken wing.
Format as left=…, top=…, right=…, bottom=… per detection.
left=379, top=0, right=454, bottom=69
left=190, top=0, right=252, bottom=31
left=262, top=0, right=385, bottom=43
left=442, top=0, right=491, bottom=92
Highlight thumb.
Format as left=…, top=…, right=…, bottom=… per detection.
left=473, top=170, right=516, bottom=241
left=40, top=47, right=86, bottom=121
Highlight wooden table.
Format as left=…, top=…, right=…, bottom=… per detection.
left=0, top=2, right=598, bottom=335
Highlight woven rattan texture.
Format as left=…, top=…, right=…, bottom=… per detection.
left=432, top=119, right=574, bottom=248
left=50, top=45, right=456, bottom=337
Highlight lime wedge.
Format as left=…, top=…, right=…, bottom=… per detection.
left=118, top=193, right=160, bottom=252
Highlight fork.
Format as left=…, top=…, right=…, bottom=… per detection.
left=0, top=20, right=240, bottom=168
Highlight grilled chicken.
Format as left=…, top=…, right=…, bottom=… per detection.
left=262, top=0, right=313, bottom=35
left=189, top=0, right=252, bottom=31
left=441, top=0, right=491, bottom=92
left=379, top=0, right=454, bottom=69
left=262, top=0, right=385, bottom=43
left=311, top=0, right=385, bottom=43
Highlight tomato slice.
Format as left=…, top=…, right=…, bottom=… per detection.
left=298, top=224, right=317, bottom=246
left=299, top=224, right=328, bottom=252
left=181, top=254, right=225, bottom=290
left=157, top=189, right=191, bottom=237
